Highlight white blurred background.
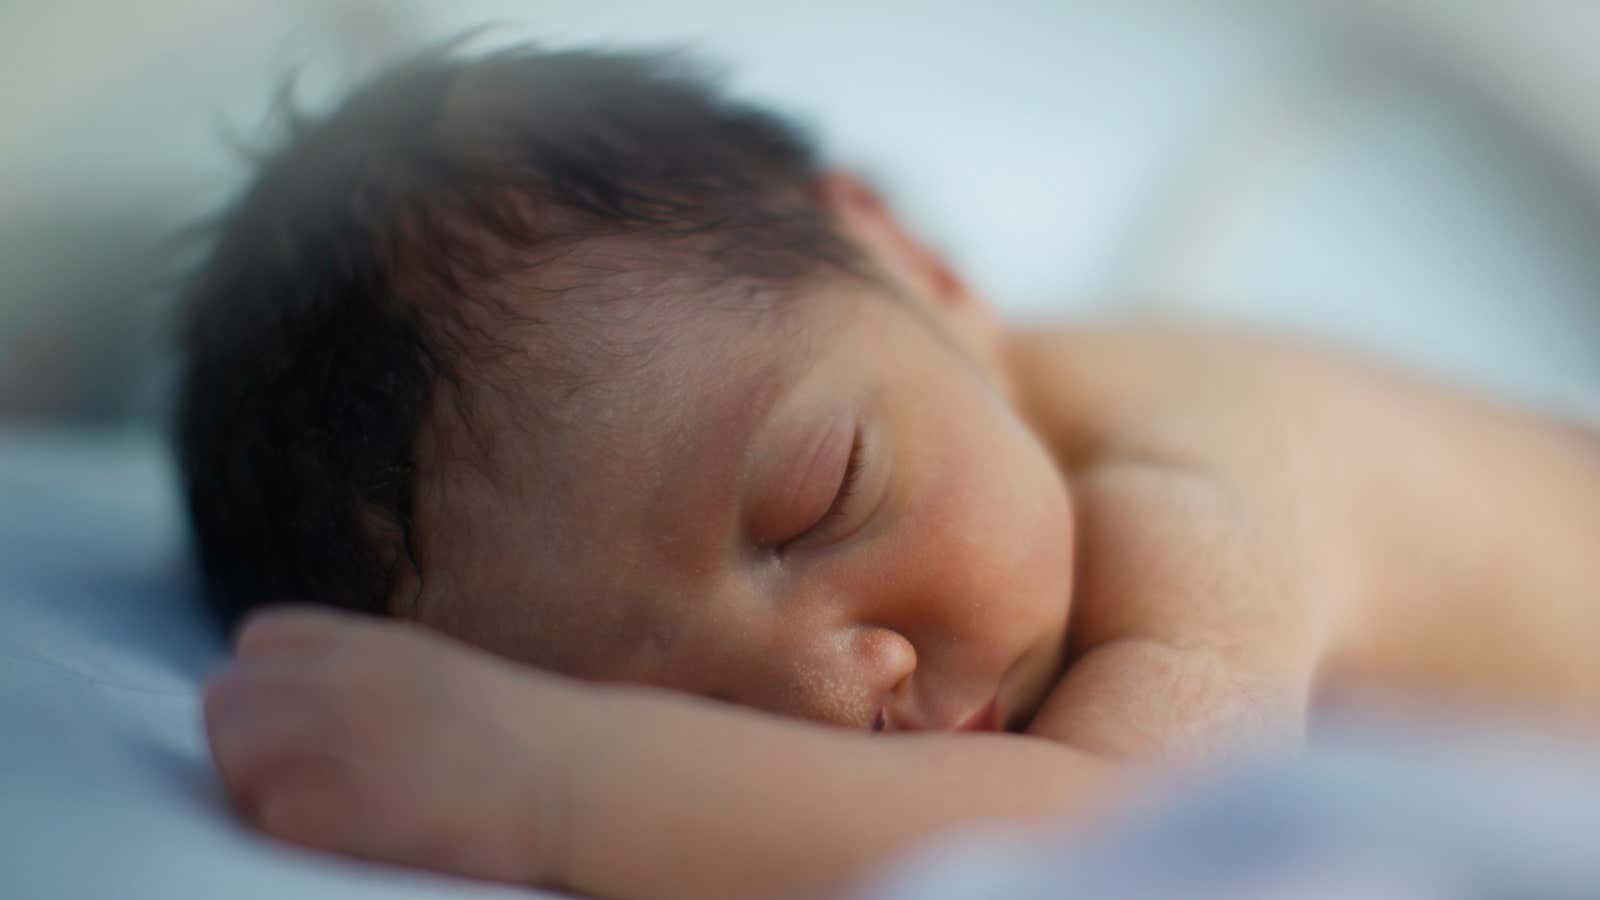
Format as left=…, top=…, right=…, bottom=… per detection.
left=4, top=0, right=1600, bottom=425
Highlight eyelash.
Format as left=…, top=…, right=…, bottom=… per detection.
left=813, top=430, right=866, bottom=535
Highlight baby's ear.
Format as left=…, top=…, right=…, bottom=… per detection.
left=815, top=171, right=969, bottom=305
left=815, top=170, right=1004, bottom=367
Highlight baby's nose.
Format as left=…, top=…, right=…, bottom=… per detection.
left=850, top=624, right=916, bottom=719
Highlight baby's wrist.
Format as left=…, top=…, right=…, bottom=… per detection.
left=481, top=663, right=604, bottom=890
left=538, top=682, right=710, bottom=897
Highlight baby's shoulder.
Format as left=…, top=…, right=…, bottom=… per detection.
left=1068, top=460, right=1301, bottom=646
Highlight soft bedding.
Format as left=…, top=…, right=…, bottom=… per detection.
left=0, top=429, right=561, bottom=900
left=857, top=726, right=1600, bottom=899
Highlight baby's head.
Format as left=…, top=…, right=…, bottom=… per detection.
left=179, top=45, right=1074, bottom=733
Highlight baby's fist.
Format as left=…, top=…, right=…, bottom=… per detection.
left=202, top=607, right=569, bottom=885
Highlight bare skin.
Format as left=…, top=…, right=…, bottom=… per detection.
left=1011, top=325, right=1600, bottom=735
left=203, top=173, right=1600, bottom=899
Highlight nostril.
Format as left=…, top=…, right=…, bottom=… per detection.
left=845, top=625, right=915, bottom=733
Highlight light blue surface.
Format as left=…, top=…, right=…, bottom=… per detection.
left=0, top=430, right=551, bottom=900
left=861, top=730, right=1600, bottom=899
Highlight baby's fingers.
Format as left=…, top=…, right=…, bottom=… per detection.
left=203, top=662, right=341, bottom=797
left=234, top=605, right=373, bottom=661
left=251, top=756, right=380, bottom=857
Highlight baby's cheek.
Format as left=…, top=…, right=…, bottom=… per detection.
left=930, top=445, right=1054, bottom=589
left=739, top=630, right=883, bottom=730
left=976, top=424, right=1076, bottom=602
left=919, top=421, right=1075, bottom=663
left=795, top=664, right=871, bottom=726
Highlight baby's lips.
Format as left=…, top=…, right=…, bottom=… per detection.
left=880, top=695, right=1002, bottom=733
left=952, top=696, right=1002, bottom=733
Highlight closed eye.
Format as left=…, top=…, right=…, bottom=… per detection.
left=817, top=430, right=865, bottom=532
left=783, top=428, right=865, bottom=550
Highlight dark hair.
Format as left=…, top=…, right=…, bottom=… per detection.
left=176, top=43, right=864, bottom=632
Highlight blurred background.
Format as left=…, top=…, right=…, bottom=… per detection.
left=4, top=0, right=1600, bottom=429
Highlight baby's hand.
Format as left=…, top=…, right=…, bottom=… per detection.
left=203, top=608, right=572, bottom=885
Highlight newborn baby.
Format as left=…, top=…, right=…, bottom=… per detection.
left=180, top=45, right=1600, bottom=899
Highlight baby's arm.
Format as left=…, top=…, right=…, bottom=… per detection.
left=561, top=682, right=1120, bottom=898
left=205, top=609, right=1122, bottom=900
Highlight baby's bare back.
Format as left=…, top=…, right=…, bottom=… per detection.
left=1007, top=324, right=1600, bottom=734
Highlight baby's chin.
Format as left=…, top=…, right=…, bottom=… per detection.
left=1008, top=639, right=1068, bottom=733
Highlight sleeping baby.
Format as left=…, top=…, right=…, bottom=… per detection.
left=179, top=45, right=1600, bottom=899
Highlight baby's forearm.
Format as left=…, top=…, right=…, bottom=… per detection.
left=550, top=685, right=1122, bottom=900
